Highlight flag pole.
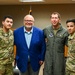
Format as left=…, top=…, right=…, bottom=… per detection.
left=29, top=5, right=32, bottom=15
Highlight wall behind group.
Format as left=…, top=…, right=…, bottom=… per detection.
left=0, top=4, right=75, bottom=29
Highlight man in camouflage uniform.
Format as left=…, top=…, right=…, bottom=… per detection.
left=0, top=15, right=14, bottom=75
left=65, top=19, right=75, bottom=75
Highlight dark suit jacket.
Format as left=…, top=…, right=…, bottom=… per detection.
left=14, top=26, right=46, bottom=73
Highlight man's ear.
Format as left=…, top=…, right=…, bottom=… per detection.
left=2, top=21, right=5, bottom=26
left=59, top=19, right=61, bottom=25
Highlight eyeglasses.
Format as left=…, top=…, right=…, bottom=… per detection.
left=24, top=20, right=34, bottom=22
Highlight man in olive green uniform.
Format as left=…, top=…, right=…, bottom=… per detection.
left=43, top=12, right=68, bottom=75
left=65, top=19, right=75, bottom=75
left=0, top=15, right=14, bottom=75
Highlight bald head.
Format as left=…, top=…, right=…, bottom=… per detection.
left=24, top=14, right=34, bottom=22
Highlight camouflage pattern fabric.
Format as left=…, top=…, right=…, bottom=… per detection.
left=0, top=64, right=13, bottom=75
left=65, top=68, right=75, bottom=75
left=0, top=28, right=14, bottom=75
left=66, top=32, right=75, bottom=74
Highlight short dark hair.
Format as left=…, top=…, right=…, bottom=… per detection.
left=50, top=12, right=61, bottom=19
left=66, top=19, right=75, bottom=24
left=2, top=15, right=13, bottom=21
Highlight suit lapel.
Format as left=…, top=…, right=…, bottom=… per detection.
left=21, top=26, right=28, bottom=49
left=29, top=27, right=36, bottom=49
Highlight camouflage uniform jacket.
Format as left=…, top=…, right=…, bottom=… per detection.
left=0, top=28, right=14, bottom=65
left=66, top=32, right=75, bottom=72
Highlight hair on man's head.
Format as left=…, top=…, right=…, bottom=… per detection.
left=50, top=12, right=61, bottom=19
left=2, top=15, right=13, bottom=21
left=66, top=19, right=75, bottom=24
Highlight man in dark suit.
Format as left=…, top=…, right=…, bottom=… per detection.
left=14, top=14, right=46, bottom=75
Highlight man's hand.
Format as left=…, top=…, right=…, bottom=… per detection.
left=39, top=61, right=43, bottom=65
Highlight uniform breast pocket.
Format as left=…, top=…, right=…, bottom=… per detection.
left=56, top=35, right=65, bottom=44
left=0, top=37, right=9, bottom=47
left=56, top=36, right=65, bottom=53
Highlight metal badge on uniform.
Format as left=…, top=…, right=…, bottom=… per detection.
left=59, top=34, right=62, bottom=37
left=49, top=33, right=53, bottom=37
left=57, top=34, right=62, bottom=38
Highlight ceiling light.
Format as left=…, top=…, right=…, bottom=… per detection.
left=72, top=0, right=75, bottom=1
left=19, top=0, right=44, bottom=2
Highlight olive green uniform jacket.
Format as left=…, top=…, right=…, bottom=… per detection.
left=43, top=25, right=68, bottom=75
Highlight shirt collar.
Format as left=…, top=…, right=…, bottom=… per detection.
left=68, top=32, right=75, bottom=40
left=24, top=27, right=33, bottom=33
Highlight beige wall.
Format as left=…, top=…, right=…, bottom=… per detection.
left=0, top=4, right=75, bottom=29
